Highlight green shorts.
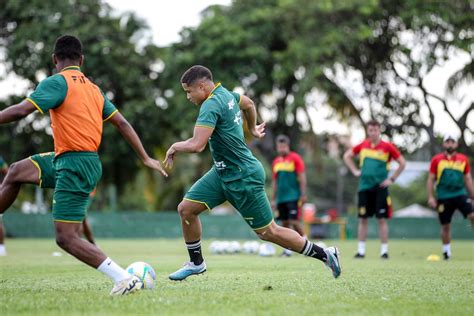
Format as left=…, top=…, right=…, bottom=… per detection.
left=185, top=164, right=274, bottom=230
left=52, top=152, right=102, bottom=223
left=29, top=152, right=56, bottom=189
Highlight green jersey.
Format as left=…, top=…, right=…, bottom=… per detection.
left=196, top=83, right=260, bottom=182
left=0, top=156, right=7, bottom=170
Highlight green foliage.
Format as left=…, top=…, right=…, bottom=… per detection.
left=390, top=174, right=430, bottom=211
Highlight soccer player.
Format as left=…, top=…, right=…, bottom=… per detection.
left=271, top=135, right=307, bottom=256
left=0, top=155, right=8, bottom=256
left=0, top=152, right=96, bottom=244
left=163, top=65, right=341, bottom=281
left=0, top=35, right=167, bottom=295
left=343, top=120, right=406, bottom=259
left=427, top=134, right=474, bottom=260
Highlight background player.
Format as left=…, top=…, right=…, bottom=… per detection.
left=163, top=65, right=341, bottom=281
left=343, top=120, right=406, bottom=259
left=0, top=35, right=167, bottom=295
left=0, top=152, right=96, bottom=244
left=427, top=134, right=474, bottom=260
left=0, top=155, right=8, bottom=256
left=271, top=135, right=307, bottom=256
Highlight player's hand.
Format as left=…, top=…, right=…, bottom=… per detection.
left=250, top=122, right=266, bottom=139
left=428, top=196, right=437, bottom=209
left=144, top=157, right=168, bottom=177
left=379, top=178, right=393, bottom=188
left=163, top=146, right=176, bottom=169
left=299, top=194, right=307, bottom=204
left=353, top=169, right=361, bottom=177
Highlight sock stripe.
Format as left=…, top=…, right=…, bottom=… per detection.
left=303, top=241, right=312, bottom=256
left=186, top=241, right=201, bottom=249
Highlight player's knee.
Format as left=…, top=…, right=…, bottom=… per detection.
left=55, top=233, right=71, bottom=250
left=256, top=224, right=278, bottom=241
left=177, top=202, right=193, bottom=220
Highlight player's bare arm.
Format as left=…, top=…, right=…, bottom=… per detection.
left=464, top=172, right=474, bottom=200
left=239, top=95, right=265, bottom=139
left=0, top=100, right=37, bottom=124
left=343, top=149, right=361, bottom=177
left=163, top=126, right=214, bottom=169
left=427, top=172, right=437, bottom=208
left=108, top=112, right=167, bottom=177
left=380, top=155, right=406, bottom=188
left=297, top=171, right=307, bottom=204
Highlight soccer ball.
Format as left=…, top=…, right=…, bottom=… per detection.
left=242, top=241, right=260, bottom=254
left=126, top=262, right=156, bottom=289
left=210, top=241, right=224, bottom=254
left=227, top=241, right=241, bottom=254
left=258, top=243, right=276, bottom=257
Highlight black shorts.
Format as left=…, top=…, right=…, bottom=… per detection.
left=437, top=195, right=473, bottom=225
left=358, top=186, right=392, bottom=219
left=277, top=200, right=300, bottom=221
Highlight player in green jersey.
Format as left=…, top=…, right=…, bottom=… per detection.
left=163, top=65, right=341, bottom=281
left=0, top=152, right=97, bottom=246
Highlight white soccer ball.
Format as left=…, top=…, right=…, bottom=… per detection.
left=126, top=262, right=156, bottom=289
left=210, top=241, right=223, bottom=254
left=258, top=243, right=276, bottom=257
left=242, top=241, right=260, bottom=254
left=227, top=241, right=241, bottom=254
left=220, top=241, right=231, bottom=253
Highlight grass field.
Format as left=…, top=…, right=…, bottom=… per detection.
left=1, top=239, right=473, bottom=315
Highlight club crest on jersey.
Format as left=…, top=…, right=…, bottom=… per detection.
left=228, top=98, right=235, bottom=110
left=234, top=111, right=242, bottom=125
left=214, top=160, right=227, bottom=170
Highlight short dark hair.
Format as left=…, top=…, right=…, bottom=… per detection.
left=367, top=120, right=380, bottom=127
left=181, top=65, right=213, bottom=85
left=276, top=134, right=290, bottom=144
left=54, top=35, right=83, bottom=61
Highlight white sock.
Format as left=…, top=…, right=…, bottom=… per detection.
left=443, top=244, right=451, bottom=256
left=97, top=257, right=130, bottom=283
left=381, top=243, right=388, bottom=255
left=0, top=244, right=6, bottom=256
left=357, top=241, right=366, bottom=255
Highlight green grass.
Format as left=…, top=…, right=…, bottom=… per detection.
left=1, top=239, right=473, bottom=315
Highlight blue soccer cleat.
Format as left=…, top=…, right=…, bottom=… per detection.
left=169, top=261, right=207, bottom=281
left=324, top=247, right=342, bottom=279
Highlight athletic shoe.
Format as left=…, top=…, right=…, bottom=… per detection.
left=110, top=275, right=143, bottom=296
left=381, top=253, right=389, bottom=259
left=324, top=247, right=341, bottom=279
left=280, top=249, right=292, bottom=257
left=443, top=252, right=450, bottom=260
left=354, top=253, right=365, bottom=259
left=169, top=261, right=206, bottom=281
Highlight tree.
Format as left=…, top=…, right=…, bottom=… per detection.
left=1, top=0, right=174, bottom=208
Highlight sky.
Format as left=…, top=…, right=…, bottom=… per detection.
left=1, top=0, right=472, bottom=146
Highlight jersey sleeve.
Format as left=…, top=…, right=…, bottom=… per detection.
left=231, top=91, right=241, bottom=105
left=429, top=157, right=438, bottom=175
left=352, top=142, right=363, bottom=155
left=196, top=99, right=220, bottom=129
left=464, top=156, right=471, bottom=174
left=101, top=91, right=119, bottom=122
left=388, top=143, right=401, bottom=159
left=272, top=159, right=278, bottom=180
left=294, top=154, right=305, bottom=173
left=27, top=74, right=68, bottom=114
